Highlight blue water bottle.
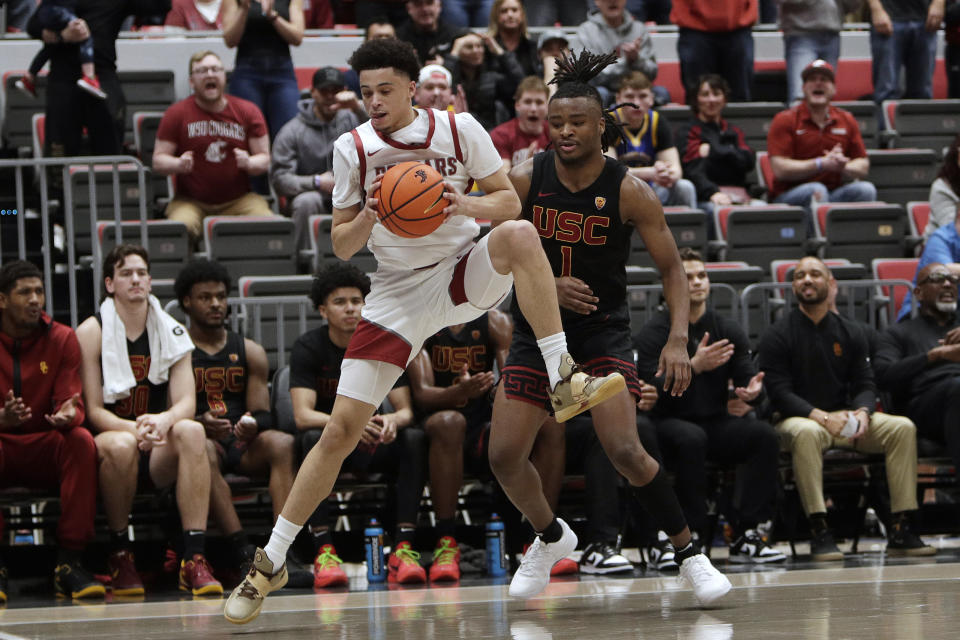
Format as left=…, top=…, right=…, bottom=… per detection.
left=486, top=513, right=507, bottom=576
left=365, top=518, right=386, bottom=583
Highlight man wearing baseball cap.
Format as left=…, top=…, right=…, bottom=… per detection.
left=766, top=59, right=876, bottom=231
left=271, top=67, right=367, bottom=261
left=415, top=64, right=458, bottom=111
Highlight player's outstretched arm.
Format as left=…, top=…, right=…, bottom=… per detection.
left=444, top=166, right=521, bottom=222
left=621, top=174, right=691, bottom=396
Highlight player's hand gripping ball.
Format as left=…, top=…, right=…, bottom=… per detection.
left=375, top=161, right=449, bottom=238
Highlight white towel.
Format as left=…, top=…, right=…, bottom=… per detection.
left=100, top=295, right=194, bottom=404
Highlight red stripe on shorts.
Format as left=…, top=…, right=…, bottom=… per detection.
left=344, top=318, right=412, bottom=369
left=448, top=248, right=474, bottom=306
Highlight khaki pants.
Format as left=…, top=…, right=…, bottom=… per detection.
left=165, top=192, right=273, bottom=239
left=775, top=412, right=918, bottom=516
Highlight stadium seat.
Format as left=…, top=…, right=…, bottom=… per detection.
left=714, top=205, right=808, bottom=271
left=271, top=366, right=295, bottom=433
left=872, top=257, right=920, bottom=322
left=118, top=70, right=176, bottom=145
left=882, top=99, right=960, bottom=154
left=238, top=275, right=323, bottom=372
left=907, top=201, right=930, bottom=238
left=655, top=104, right=691, bottom=129
left=204, top=216, right=297, bottom=284
left=309, top=214, right=377, bottom=273
left=97, top=220, right=190, bottom=280
left=866, top=149, right=939, bottom=205
left=719, top=102, right=785, bottom=151
left=2, top=71, right=47, bottom=151
left=755, top=151, right=774, bottom=193
left=69, top=163, right=151, bottom=254
left=631, top=207, right=707, bottom=267
left=133, top=111, right=170, bottom=201
left=832, top=101, right=879, bottom=148
left=814, top=202, right=909, bottom=263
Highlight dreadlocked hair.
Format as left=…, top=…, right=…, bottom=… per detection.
left=549, top=49, right=625, bottom=151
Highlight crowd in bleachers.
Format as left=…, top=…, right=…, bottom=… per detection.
left=2, top=0, right=960, bottom=603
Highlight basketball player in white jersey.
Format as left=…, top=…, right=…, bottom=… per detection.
left=224, top=38, right=657, bottom=624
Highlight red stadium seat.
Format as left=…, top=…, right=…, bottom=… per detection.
left=31, top=113, right=45, bottom=159
left=755, top=152, right=774, bottom=192
left=907, top=201, right=930, bottom=237
left=813, top=201, right=885, bottom=238
left=872, top=257, right=920, bottom=318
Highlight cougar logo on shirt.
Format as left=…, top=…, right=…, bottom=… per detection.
left=205, top=141, right=227, bottom=163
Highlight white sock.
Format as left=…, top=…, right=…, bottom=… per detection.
left=537, top=332, right=568, bottom=390
left=264, top=515, right=301, bottom=570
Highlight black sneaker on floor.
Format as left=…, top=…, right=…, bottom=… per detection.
left=54, top=562, right=106, bottom=599
left=579, top=542, right=634, bottom=575
left=728, top=529, right=787, bottom=564
left=887, top=528, right=937, bottom=557
left=646, top=531, right=678, bottom=571
left=809, top=530, right=843, bottom=562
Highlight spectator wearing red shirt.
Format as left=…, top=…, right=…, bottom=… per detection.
left=303, top=0, right=333, bottom=28
left=489, top=76, right=550, bottom=172
left=0, top=261, right=102, bottom=601
left=165, top=0, right=224, bottom=30
left=153, top=51, right=273, bottom=240
left=767, top=60, right=876, bottom=229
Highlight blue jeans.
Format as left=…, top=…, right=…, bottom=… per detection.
left=653, top=178, right=697, bottom=208
left=524, top=0, right=589, bottom=27
left=774, top=180, right=878, bottom=234
left=677, top=26, right=754, bottom=102
left=870, top=21, right=937, bottom=103
left=229, top=55, right=300, bottom=142
left=784, top=32, right=840, bottom=102
left=440, top=0, right=495, bottom=28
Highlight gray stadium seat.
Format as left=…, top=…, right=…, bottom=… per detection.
left=2, top=72, right=46, bottom=151
left=69, top=164, right=151, bottom=254
left=310, top=213, right=377, bottom=273
left=119, top=71, right=175, bottom=145
left=866, top=149, right=938, bottom=205
left=630, top=207, right=707, bottom=267
left=832, top=101, right=879, bottom=148
left=204, top=216, right=297, bottom=284
left=238, top=275, right=323, bottom=371
left=883, top=99, right=960, bottom=154
left=720, top=102, right=786, bottom=150
left=714, top=205, right=807, bottom=271
left=814, top=202, right=909, bottom=264
left=97, top=220, right=190, bottom=280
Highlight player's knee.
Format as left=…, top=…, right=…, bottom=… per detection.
left=317, top=420, right=357, bottom=459
left=96, top=431, right=138, bottom=466
left=502, top=219, right=541, bottom=255
left=606, top=440, right=647, bottom=476
left=171, top=419, right=206, bottom=452
left=488, top=441, right=521, bottom=480
left=425, top=411, right=466, bottom=446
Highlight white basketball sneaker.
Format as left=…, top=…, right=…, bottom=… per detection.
left=508, top=518, right=578, bottom=598
left=678, top=553, right=732, bottom=606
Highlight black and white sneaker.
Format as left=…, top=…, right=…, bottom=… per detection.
left=646, top=531, right=678, bottom=571
left=578, top=542, right=634, bottom=575
left=728, top=529, right=787, bottom=563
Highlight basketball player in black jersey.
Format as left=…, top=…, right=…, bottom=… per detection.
left=489, top=51, right=732, bottom=604
left=76, top=245, right=221, bottom=597
left=175, top=259, right=297, bottom=579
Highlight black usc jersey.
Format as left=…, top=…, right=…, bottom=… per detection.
left=193, top=331, right=248, bottom=425
left=512, top=150, right=631, bottom=329
left=423, top=315, right=493, bottom=416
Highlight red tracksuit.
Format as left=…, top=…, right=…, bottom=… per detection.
left=0, top=314, right=96, bottom=550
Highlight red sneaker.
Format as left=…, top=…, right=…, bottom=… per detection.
left=387, top=542, right=426, bottom=584
left=76, top=75, right=107, bottom=99
left=179, top=554, right=223, bottom=596
left=313, top=544, right=348, bottom=588
left=428, top=536, right=461, bottom=583
left=108, top=550, right=144, bottom=596
left=14, top=76, right=36, bottom=98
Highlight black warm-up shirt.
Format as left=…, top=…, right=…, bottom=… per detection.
left=874, top=312, right=960, bottom=398
left=758, top=308, right=876, bottom=419
left=634, top=309, right=760, bottom=421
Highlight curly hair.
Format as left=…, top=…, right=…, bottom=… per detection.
left=174, top=258, right=232, bottom=310
left=348, top=37, right=421, bottom=81
left=310, top=262, right=371, bottom=309
left=0, top=260, right=42, bottom=296
left=549, top=49, right=624, bottom=151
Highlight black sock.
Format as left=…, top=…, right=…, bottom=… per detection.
left=311, top=527, right=333, bottom=554
left=436, top=518, right=456, bottom=541
left=538, top=518, right=562, bottom=544
left=632, top=466, right=687, bottom=537
left=226, top=530, right=251, bottom=564
left=110, top=528, right=131, bottom=553
left=674, top=540, right=700, bottom=566
left=183, top=530, right=205, bottom=559
left=57, top=547, right=82, bottom=566
left=395, top=526, right=416, bottom=546
left=809, top=512, right=829, bottom=535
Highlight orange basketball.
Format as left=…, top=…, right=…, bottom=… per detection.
left=376, top=161, right=449, bottom=238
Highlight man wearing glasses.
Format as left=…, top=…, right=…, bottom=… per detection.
left=875, top=263, right=960, bottom=481
left=897, top=215, right=960, bottom=319
left=153, top=51, right=273, bottom=242
left=758, top=256, right=935, bottom=561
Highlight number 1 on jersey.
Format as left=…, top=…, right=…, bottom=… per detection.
left=560, top=246, right=572, bottom=277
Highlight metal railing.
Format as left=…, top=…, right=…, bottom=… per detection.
left=0, top=155, right=150, bottom=327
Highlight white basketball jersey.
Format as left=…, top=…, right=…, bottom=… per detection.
left=332, top=108, right=503, bottom=271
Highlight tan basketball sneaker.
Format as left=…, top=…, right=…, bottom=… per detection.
left=224, top=548, right=288, bottom=625
left=549, top=353, right=626, bottom=422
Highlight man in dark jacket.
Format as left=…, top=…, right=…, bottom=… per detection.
left=758, top=256, right=933, bottom=561
left=0, top=261, right=102, bottom=601
left=875, top=262, right=960, bottom=477
left=635, top=248, right=784, bottom=564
